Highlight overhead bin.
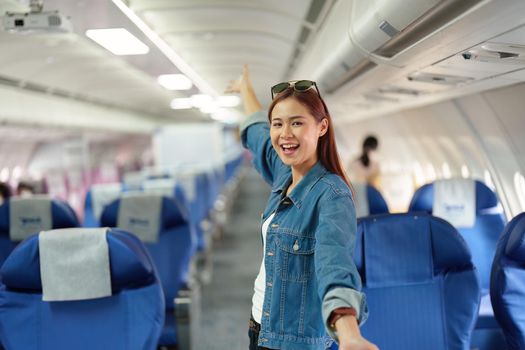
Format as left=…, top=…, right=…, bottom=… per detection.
left=350, top=0, right=484, bottom=59
left=297, top=0, right=485, bottom=94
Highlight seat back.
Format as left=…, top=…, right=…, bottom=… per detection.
left=83, top=183, right=122, bottom=227
left=408, top=179, right=506, bottom=293
left=100, top=194, right=195, bottom=308
left=0, top=197, right=79, bottom=266
left=355, top=213, right=480, bottom=350
left=490, top=212, right=525, bottom=350
left=0, top=228, right=164, bottom=350
left=352, top=183, right=389, bottom=217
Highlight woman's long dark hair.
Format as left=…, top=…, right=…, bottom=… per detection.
left=268, top=87, right=352, bottom=190
left=359, top=135, right=378, bottom=167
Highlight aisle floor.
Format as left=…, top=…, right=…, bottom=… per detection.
left=195, top=168, right=270, bottom=350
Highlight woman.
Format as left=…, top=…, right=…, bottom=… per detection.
left=227, top=66, right=378, bottom=350
left=348, top=135, right=381, bottom=189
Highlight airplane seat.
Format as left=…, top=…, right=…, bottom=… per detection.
left=83, top=183, right=122, bottom=227
left=408, top=179, right=506, bottom=293
left=100, top=194, right=196, bottom=348
left=352, top=182, right=389, bottom=218
left=349, top=213, right=480, bottom=350
left=490, top=212, right=525, bottom=350
left=0, top=197, right=79, bottom=267
left=408, top=179, right=507, bottom=350
left=0, top=227, right=164, bottom=350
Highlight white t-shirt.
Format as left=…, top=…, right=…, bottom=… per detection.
left=251, top=213, right=275, bottom=323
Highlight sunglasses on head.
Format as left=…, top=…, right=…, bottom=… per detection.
left=270, top=80, right=322, bottom=99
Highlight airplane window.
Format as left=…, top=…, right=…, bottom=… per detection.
left=0, top=167, right=9, bottom=182
left=513, top=172, right=525, bottom=210
left=11, top=166, right=21, bottom=181
left=413, top=162, right=426, bottom=187
left=426, top=163, right=437, bottom=181
left=484, top=170, right=495, bottom=190
left=461, top=165, right=470, bottom=178
left=442, top=162, right=451, bottom=179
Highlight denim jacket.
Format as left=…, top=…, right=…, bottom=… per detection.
left=241, top=111, right=368, bottom=350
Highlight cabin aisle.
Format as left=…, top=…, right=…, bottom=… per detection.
left=196, top=167, right=270, bottom=350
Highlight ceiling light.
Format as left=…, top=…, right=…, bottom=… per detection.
left=216, top=95, right=240, bottom=107
left=157, top=74, right=192, bottom=90
left=190, top=94, right=214, bottom=108
left=170, top=98, right=192, bottom=110
left=111, top=0, right=217, bottom=96
left=211, top=108, right=242, bottom=124
left=85, top=28, right=149, bottom=55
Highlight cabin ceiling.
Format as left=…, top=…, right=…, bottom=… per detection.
left=0, top=0, right=330, bottom=124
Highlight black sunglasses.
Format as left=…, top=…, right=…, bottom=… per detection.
left=270, top=80, right=322, bottom=99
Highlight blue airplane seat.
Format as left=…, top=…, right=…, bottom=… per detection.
left=83, top=183, right=122, bottom=227
left=408, top=179, right=506, bottom=294
left=333, top=213, right=480, bottom=350
left=193, top=172, right=211, bottom=251
left=0, top=227, right=164, bottom=350
left=0, top=197, right=79, bottom=267
left=100, top=194, right=195, bottom=346
left=491, top=212, right=525, bottom=350
left=352, top=183, right=389, bottom=218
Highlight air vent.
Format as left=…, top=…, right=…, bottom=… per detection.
left=378, top=86, right=422, bottom=96
left=305, top=0, right=326, bottom=23
left=48, top=13, right=62, bottom=26
left=0, top=74, right=19, bottom=87
left=407, top=72, right=473, bottom=85
left=374, top=0, right=483, bottom=58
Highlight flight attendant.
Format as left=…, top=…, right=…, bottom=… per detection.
left=227, top=66, right=378, bottom=350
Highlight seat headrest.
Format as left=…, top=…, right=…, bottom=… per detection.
left=409, top=180, right=500, bottom=213
left=0, top=198, right=79, bottom=240
left=366, top=185, right=389, bottom=215
left=504, top=212, right=525, bottom=262
left=100, top=196, right=187, bottom=232
left=355, top=213, right=473, bottom=288
left=0, top=228, right=155, bottom=293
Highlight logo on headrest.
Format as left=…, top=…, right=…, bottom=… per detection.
left=443, top=203, right=465, bottom=213
left=129, top=217, right=150, bottom=227
left=19, top=216, right=42, bottom=226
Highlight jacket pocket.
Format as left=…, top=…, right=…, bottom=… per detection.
left=276, top=233, right=315, bottom=281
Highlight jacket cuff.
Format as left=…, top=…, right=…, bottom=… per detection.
left=239, top=110, right=268, bottom=135
left=322, top=287, right=368, bottom=340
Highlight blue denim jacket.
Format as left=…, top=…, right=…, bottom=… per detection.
left=241, top=111, right=368, bottom=350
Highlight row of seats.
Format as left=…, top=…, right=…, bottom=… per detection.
left=331, top=178, right=518, bottom=350
left=0, top=154, right=246, bottom=350
left=329, top=211, right=524, bottom=350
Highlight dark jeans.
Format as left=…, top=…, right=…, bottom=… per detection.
left=248, top=315, right=272, bottom=350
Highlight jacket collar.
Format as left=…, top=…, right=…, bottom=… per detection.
left=271, top=162, right=328, bottom=209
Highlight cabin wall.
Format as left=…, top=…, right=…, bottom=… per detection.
left=339, top=82, right=525, bottom=218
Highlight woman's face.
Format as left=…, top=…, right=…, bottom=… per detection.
left=270, top=98, right=327, bottom=172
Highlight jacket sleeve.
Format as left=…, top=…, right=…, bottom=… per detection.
left=240, top=111, right=285, bottom=185
left=314, top=191, right=368, bottom=339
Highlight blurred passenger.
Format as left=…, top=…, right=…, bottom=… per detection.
left=227, top=65, right=377, bottom=350
left=16, top=181, right=34, bottom=198
left=349, top=135, right=381, bottom=189
left=0, top=182, right=12, bottom=205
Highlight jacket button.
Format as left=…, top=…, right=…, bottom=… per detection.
left=267, top=251, right=274, bottom=256
left=267, top=282, right=272, bottom=287
left=264, top=312, right=270, bottom=317
left=293, top=240, right=300, bottom=251
left=271, top=223, right=279, bottom=228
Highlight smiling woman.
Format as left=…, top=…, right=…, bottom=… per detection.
left=226, top=66, right=378, bottom=350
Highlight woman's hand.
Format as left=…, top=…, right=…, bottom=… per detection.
left=225, top=64, right=262, bottom=115
left=338, top=336, right=379, bottom=350
left=225, top=64, right=250, bottom=94
left=335, top=315, right=379, bottom=350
